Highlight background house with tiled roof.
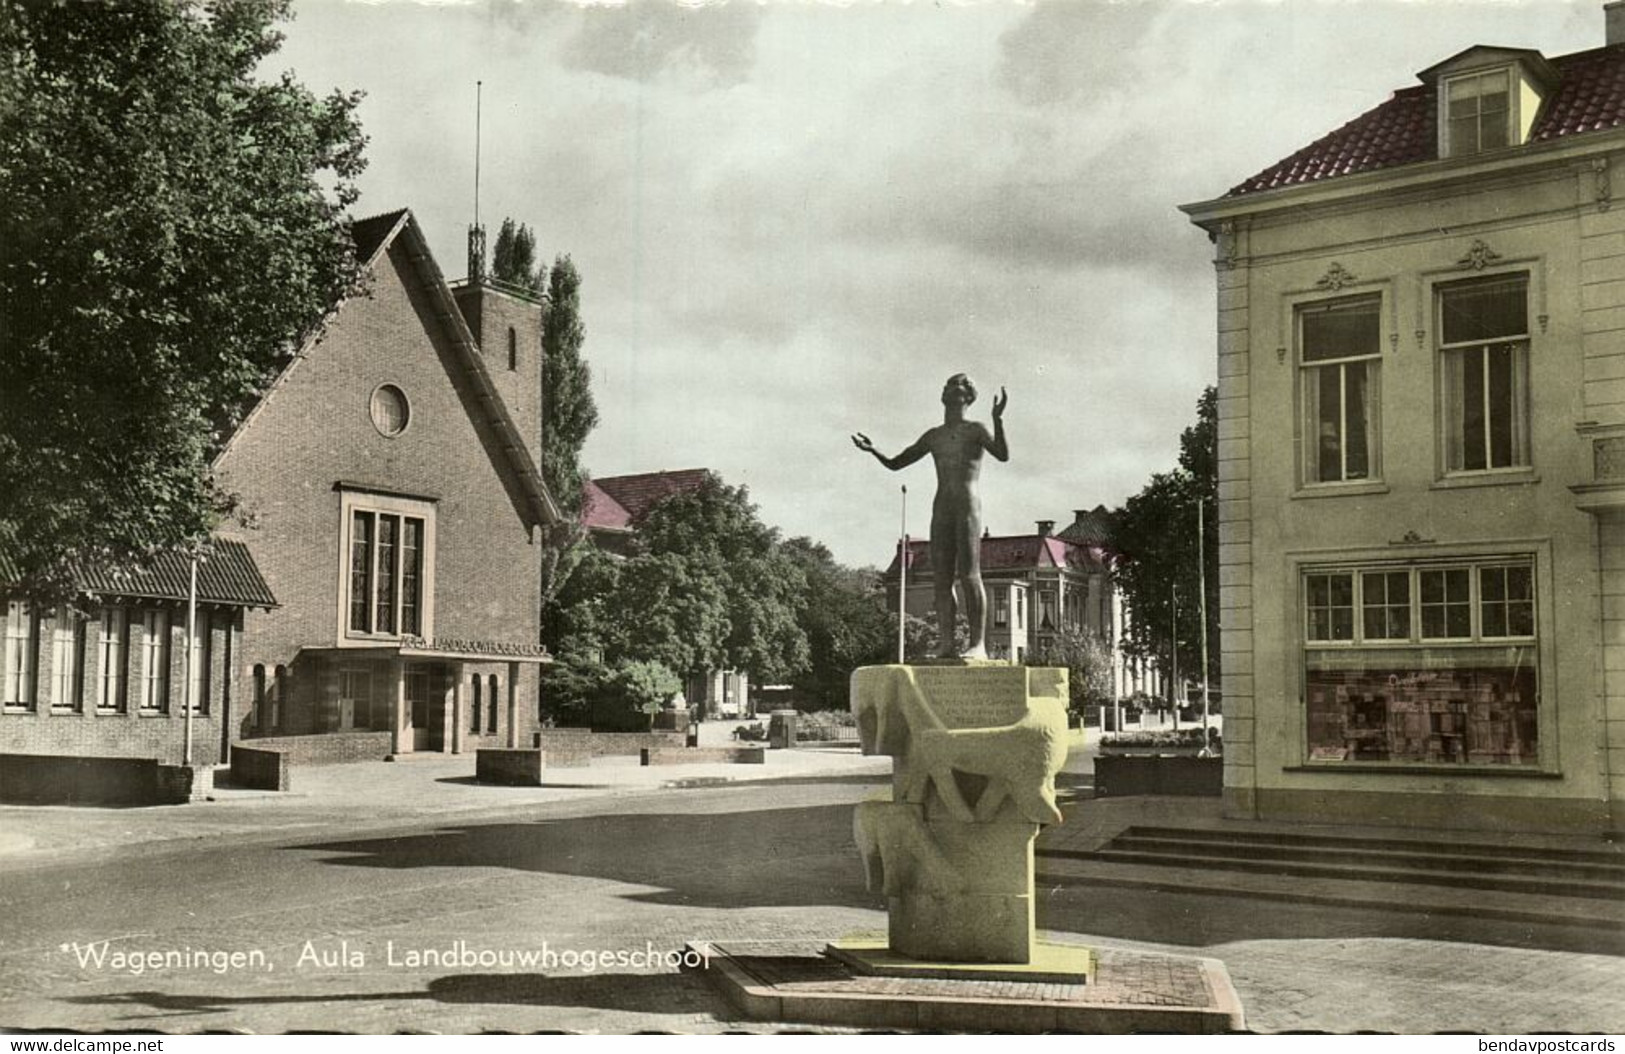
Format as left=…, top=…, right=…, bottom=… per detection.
left=582, top=469, right=712, bottom=557
left=1182, top=8, right=1625, bottom=835
left=881, top=513, right=1135, bottom=697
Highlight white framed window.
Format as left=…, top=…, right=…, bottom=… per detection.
left=137, top=609, right=170, bottom=712
left=1303, top=556, right=1537, bottom=765
left=993, top=590, right=1009, bottom=629
left=51, top=607, right=85, bottom=710
left=1299, top=295, right=1381, bottom=484
left=1039, top=590, right=1057, bottom=631
left=97, top=608, right=127, bottom=712
left=342, top=493, right=434, bottom=641
left=1445, top=69, right=1511, bottom=156
left=185, top=612, right=210, bottom=714
left=4, top=600, right=38, bottom=709
left=1439, top=274, right=1529, bottom=473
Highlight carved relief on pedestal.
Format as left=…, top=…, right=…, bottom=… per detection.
left=850, top=664, right=1070, bottom=964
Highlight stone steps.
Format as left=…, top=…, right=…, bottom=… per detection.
left=1034, top=824, right=1625, bottom=927
left=1033, top=853, right=1625, bottom=932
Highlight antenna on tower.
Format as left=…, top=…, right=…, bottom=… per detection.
left=467, top=79, right=486, bottom=284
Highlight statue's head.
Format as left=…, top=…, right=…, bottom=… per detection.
left=941, top=373, right=977, bottom=408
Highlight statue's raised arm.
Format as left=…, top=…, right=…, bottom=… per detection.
left=985, top=387, right=1009, bottom=462
left=851, top=431, right=931, bottom=472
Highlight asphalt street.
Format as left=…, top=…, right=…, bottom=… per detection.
left=1, top=775, right=1622, bottom=1035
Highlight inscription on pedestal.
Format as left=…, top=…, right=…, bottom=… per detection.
left=909, top=667, right=1026, bottom=729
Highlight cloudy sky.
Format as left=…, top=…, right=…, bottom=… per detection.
left=274, top=0, right=1599, bottom=567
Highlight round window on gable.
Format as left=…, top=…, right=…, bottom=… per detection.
left=370, top=384, right=410, bottom=437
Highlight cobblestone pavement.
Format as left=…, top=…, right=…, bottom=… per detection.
left=1, top=771, right=1622, bottom=1034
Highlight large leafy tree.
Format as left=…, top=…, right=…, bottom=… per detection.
left=0, top=0, right=366, bottom=594
left=631, top=476, right=811, bottom=685
left=1109, top=386, right=1219, bottom=700
left=541, top=476, right=813, bottom=724
left=780, top=537, right=893, bottom=711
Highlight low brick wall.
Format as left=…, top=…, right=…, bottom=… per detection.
left=0, top=753, right=209, bottom=805
left=1094, top=755, right=1223, bottom=798
left=475, top=748, right=544, bottom=786
left=536, top=729, right=684, bottom=757
left=229, top=744, right=292, bottom=791
left=234, top=731, right=392, bottom=765
left=651, top=709, right=691, bottom=733
left=640, top=746, right=767, bottom=766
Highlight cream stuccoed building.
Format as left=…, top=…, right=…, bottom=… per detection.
left=1182, top=9, right=1625, bottom=835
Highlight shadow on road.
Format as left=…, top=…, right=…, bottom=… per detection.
left=292, top=804, right=878, bottom=911
left=57, top=971, right=728, bottom=1019
left=432, top=777, right=620, bottom=790
left=290, top=800, right=1625, bottom=958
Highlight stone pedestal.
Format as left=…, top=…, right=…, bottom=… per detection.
left=848, top=662, right=1071, bottom=966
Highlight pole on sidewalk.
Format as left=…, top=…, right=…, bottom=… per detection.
left=183, top=553, right=197, bottom=769
left=1198, top=497, right=1212, bottom=750
left=897, top=485, right=908, bottom=664
left=1170, top=580, right=1179, bottom=731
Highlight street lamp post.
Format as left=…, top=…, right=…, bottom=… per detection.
left=1198, top=497, right=1212, bottom=750
left=897, top=485, right=908, bottom=664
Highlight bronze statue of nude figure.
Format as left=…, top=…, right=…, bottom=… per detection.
left=853, top=374, right=1009, bottom=660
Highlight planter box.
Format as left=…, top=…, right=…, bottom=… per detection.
left=476, top=748, right=545, bottom=786
left=1094, top=754, right=1222, bottom=798
left=0, top=753, right=211, bottom=805
left=230, top=744, right=292, bottom=791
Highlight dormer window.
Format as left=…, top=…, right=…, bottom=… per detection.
left=1431, top=49, right=1554, bottom=160
left=1446, top=69, right=1511, bottom=155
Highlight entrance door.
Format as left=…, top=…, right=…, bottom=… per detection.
left=338, top=667, right=372, bottom=731
left=407, top=668, right=431, bottom=751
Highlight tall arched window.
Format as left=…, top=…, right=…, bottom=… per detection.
left=470, top=675, right=482, bottom=734
left=253, top=664, right=267, bottom=732
left=507, top=327, right=518, bottom=371
left=487, top=674, right=499, bottom=734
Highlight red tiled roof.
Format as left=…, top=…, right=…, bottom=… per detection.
left=1230, top=44, right=1625, bottom=197
left=585, top=470, right=713, bottom=528
left=884, top=534, right=1102, bottom=577
left=1057, top=505, right=1114, bottom=548
left=1, top=539, right=278, bottom=608
left=581, top=480, right=634, bottom=531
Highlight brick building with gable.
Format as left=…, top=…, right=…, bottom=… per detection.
left=1, top=209, right=561, bottom=765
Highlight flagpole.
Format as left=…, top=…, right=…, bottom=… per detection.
left=897, top=485, right=908, bottom=664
